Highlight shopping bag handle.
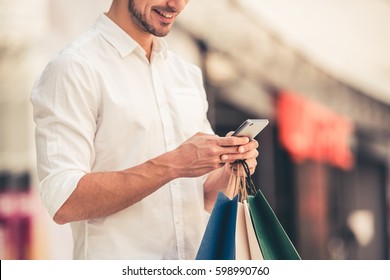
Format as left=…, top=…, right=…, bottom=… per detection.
left=226, top=160, right=257, bottom=201
left=237, top=160, right=257, bottom=198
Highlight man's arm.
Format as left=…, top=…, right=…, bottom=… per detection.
left=53, top=133, right=252, bottom=224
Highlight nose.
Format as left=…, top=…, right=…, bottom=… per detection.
left=167, top=0, right=188, bottom=12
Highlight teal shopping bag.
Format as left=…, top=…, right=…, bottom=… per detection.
left=239, top=160, right=301, bottom=260
left=247, top=191, right=300, bottom=260
left=195, top=192, right=238, bottom=260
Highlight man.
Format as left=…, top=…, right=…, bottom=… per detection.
left=31, top=0, right=259, bottom=259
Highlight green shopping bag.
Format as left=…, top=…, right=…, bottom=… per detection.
left=247, top=191, right=301, bottom=260
left=240, top=161, right=301, bottom=260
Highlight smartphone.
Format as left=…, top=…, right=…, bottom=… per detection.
left=232, top=119, right=269, bottom=139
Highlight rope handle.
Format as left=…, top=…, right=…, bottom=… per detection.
left=226, top=160, right=257, bottom=202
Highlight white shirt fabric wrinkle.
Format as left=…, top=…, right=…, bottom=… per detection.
left=31, top=14, right=214, bottom=260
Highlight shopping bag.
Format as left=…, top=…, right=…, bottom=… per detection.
left=235, top=200, right=264, bottom=260
left=237, top=160, right=301, bottom=260
left=196, top=162, right=264, bottom=260
left=195, top=192, right=238, bottom=260
left=247, top=191, right=301, bottom=260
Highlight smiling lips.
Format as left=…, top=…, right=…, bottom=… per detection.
left=153, top=9, right=175, bottom=22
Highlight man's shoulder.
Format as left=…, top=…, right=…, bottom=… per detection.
left=44, top=27, right=105, bottom=73
left=59, top=28, right=101, bottom=59
left=35, top=29, right=104, bottom=85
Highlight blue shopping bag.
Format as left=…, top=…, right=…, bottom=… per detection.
left=195, top=192, right=238, bottom=260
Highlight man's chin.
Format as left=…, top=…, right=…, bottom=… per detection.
left=154, top=32, right=170, bottom=37
left=153, top=27, right=172, bottom=37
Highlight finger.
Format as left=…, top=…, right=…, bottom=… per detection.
left=245, top=158, right=257, bottom=169
left=237, top=158, right=257, bottom=175
left=216, top=136, right=250, bottom=147
left=226, top=131, right=234, bottom=137
left=222, top=149, right=259, bottom=162
left=220, top=154, right=229, bottom=161
left=218, top=140, right=258, bottom=162
left=236, top=140, right=258, bottom=153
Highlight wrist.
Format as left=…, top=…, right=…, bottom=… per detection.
left=147, top=150, right=181, bottom=181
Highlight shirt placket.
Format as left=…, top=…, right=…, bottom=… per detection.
left=150, top=56, right=186, bottom=259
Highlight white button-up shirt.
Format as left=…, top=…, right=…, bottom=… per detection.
left=31, top=14, right=214, bottom=260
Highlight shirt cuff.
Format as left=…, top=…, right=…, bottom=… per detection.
left=39, top=171, right=86, bottom=218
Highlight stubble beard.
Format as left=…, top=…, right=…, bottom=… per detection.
left=128, top=0, right=171, bottom=37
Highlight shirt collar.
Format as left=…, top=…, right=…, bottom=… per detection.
left=94, top=13, right=168, bottom=59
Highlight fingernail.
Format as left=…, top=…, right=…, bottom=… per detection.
left=239, top=147, right=245, bottom=153
left=221, top=155, right=228, bottom=161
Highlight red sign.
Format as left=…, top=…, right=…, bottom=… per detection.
left=277, top=92, right=354, bottom=170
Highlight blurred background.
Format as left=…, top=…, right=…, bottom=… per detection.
left=0, top=0, right=389, bottom=260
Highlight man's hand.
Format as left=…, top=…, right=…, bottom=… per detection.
left=170, top=132, right=259, bottom=178
left=201, top=131, right=259, bottom=212
left=222, top=131, right=259, bottom=177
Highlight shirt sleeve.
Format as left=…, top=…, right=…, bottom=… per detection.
left=31, top=53, right=100, bottom=218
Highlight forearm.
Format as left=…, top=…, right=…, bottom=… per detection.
left=53, top=132, right=256, bottom=223
left=53, top=152, right=179, bottom=224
